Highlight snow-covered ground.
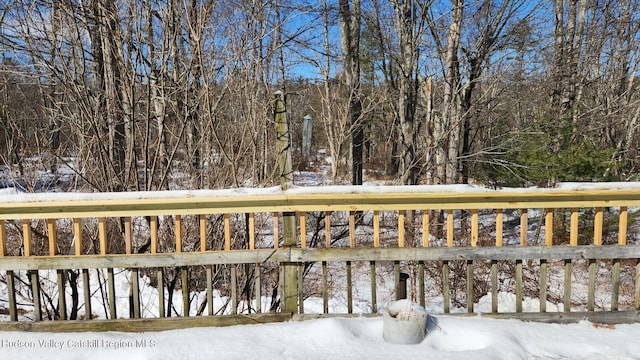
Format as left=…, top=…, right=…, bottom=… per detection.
left=1, top=314, right=639, bottom=360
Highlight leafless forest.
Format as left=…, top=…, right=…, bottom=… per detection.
left=1, top=0, right=639, bottom=192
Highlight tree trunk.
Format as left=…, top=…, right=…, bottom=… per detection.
left=339, top=0, right=363, bottom=185
left=92, top=0, right=130, bottom=191
left=441, top=0, right=463, bottom=185
left=391, top=0, right=419, bottom=186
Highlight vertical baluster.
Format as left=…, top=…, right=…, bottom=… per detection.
left=23, top=220, right=32, bottom=257
left=492, top=209, right=503, bottom=313
left=231, top=266, right=237, bottom=314
left=74, top=218, right=91, bottom=320
left=175, top=215, right=183, bottom=253
left=273, top=212, right=279, bottom=249
left=540, top=209, right=553, bottom=313
left=150, top=216, right=164, bottom=318
left=347, top=211, right=355, bottom=313
left=612, top=207, right=627, bottom=311
left=588, top=208, right=603, bottom=311
left=182, top=266, right=189, bottom=317
left=201, top=214, right=213, bottom=315
left=467, top=209, right=478, bottom=313
left=124, top=217, right=140, bottom=318
left=516, top=209, right=528, bottom=313
left=371, top=211, right=379, bottom=313
left=224, top=213, right=231, bottom=251
left=99, top=217, right=116, bottom=319
left=323, top=211, right=330, bottom=314
left=49, top=219, right=67, bottom=320
left=442, top=210, right=454, bottom=313
left=299, top=212, right=306, bottom=249
left=1, top=220, right=17, bottom=321
left=419, top=211, right=429, bottom=307
left=200, top=214, right=207, bottom=252
left=298, top=212, right=305, bottom=314
left=175, top=215, right=189, bottom=316
left=23, top=220, right=42, bottom=321
left=564, top=208, right=579, bottom=312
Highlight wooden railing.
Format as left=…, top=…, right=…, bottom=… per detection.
left=1, top=185, right=640, bottom=331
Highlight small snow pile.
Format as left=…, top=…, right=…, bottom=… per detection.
left=382, top=300, right=428, bottom=344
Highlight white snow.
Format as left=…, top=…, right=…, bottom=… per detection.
left=1, top=315, right=639, bottom=359
left=3, top=181, right=640, bottom=204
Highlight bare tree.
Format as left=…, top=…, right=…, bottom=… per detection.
left=339, top=0, right=364, bottom=185
left=428, top=0, right=463, bottom=185
left=389, top=0, right=427, bottom=185
left=427, top=0, right=529, bottom=184
left=90, top=0, right=133, bottom=191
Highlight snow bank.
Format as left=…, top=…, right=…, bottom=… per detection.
left=0, top=316, right=638, bottom=360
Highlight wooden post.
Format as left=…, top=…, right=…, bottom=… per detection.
left=274, top=90, right=298, bottom=314
left=275, top=90, right=293, bottom=188
left=6, top=270, right=17, bottom=321
left=1, top=220, right=17, bottom=321
left=0, top=220, right=5, bottom=256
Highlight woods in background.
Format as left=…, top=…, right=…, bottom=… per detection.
left=1, top=0, right=638, bottom=192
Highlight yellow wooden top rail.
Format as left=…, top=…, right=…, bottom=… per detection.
left=1, top=185, right=640, bottom=219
